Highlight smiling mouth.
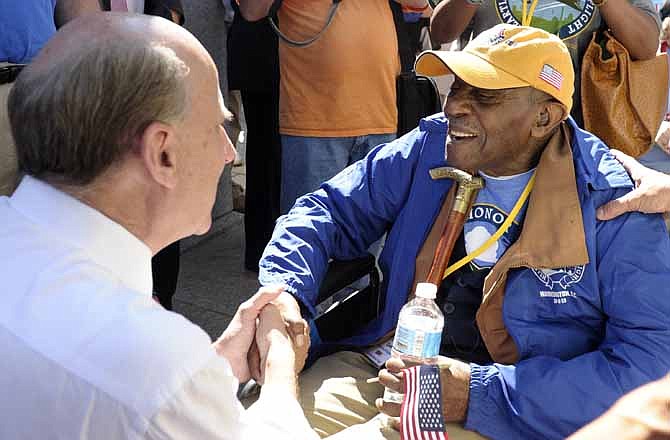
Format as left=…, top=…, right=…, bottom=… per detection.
left=448, top=129, right=478, bottom=142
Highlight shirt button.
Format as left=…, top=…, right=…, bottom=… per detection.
left=443, top=302, right=455, bottom=315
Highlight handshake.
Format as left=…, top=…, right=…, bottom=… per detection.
left=212, top=285, right=310, bottom=397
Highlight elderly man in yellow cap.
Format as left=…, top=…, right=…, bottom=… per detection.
left=256, top=24, right=670, bottom=440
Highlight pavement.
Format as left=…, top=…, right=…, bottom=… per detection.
left=173, top=160, right=258, bottom=340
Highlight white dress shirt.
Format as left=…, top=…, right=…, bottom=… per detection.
left=0, top=176, right=319, bottom=440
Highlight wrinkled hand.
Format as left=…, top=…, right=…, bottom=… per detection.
left=252, top=303, right=306, bottom=384
left=248, top=291, right=309, bottom=382
left=568, top=374, right=670, bottom=440
left=214, top=285, right=285, bottom=382
left=375, top=356, right=409, bottom=430
left=597, top=150, right=670, bottom=220
left=656, top=121, right=670, bottom=155
left=273, top=291, right=310, bottom=349
left=376, top=356, right=471, bottom=430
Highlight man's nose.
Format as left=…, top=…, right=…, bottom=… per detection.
left=444, top=91, right=469, bottom=117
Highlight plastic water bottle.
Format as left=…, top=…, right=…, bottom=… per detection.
left=383, top=282, right=444, bottom=403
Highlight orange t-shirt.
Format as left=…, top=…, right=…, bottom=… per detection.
left=278, top=0, right=400, bottom=137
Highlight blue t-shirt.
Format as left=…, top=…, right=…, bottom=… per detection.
left=0, top=0, right=58, bottom=64
left=463, top=168, right=534, bottom=269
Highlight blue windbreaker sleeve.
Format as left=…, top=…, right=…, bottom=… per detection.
left=465, top=187, right=670, bottom=440
left=258, top=129, right=428, bottom=319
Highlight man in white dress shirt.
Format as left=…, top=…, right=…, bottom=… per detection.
left=0, top=12, right=317, bottom=439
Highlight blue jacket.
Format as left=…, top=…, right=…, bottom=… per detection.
left=259, top=114, right=670, bottom=439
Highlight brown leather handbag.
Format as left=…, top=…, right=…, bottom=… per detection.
left=581, top=30, right=669, bottom=157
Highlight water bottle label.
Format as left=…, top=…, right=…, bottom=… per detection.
left=393, top=326, right=442, bottom=358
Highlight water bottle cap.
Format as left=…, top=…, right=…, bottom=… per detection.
left=415, top=282, right=438, bottom=299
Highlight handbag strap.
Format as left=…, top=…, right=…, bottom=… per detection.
left=389, top=0, right=419, bottom=73
left=267, top=0, right=342, bottom=48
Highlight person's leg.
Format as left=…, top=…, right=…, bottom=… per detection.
left=242, top=88, right=281, bottom=271
left=299, top=351, right=489, bottom=439
left=280, top=135, right=353, bottom=214
left=0, top=80, right=19, bottom=196
left=349, top=133, right=396, bottom=260
left=349, top=133, right=396, bottom=165
left=299, top=351, right=383, bottom=437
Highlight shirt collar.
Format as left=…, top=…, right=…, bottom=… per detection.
left=9, top=176, right=153, bottom=295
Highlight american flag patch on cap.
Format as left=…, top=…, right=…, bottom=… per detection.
left=400, top=365, right=448, bottom=440
left=539, top=64, right=563, bottom=90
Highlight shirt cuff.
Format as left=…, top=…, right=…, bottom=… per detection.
left=247, top=385, right=319, bottom=440
left=464, top=363, right=499, bottom=433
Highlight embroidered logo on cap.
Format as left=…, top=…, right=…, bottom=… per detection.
left=488, top=28, right=507, bottom=46
left=539, top=64, right=563, bottom=90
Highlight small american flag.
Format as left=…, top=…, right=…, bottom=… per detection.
left=400, top=365, right=448, bottom=440
left=539, top=64, right=563, bottom=90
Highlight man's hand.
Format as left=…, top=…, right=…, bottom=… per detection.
left=597, top=150, right=670, bottom=220
left=568, top=374, right=670, bottom=440
left=248, top=291, right=309, bottom=382
left=55, top=0, right=100, bottom=28
left=238, top=0, right=275, bottom=21
left=375, top=355, right=471, bottom=429
left=253, top=303, right=305, bottom=384
left=213, top=285, right=285, bottom=382
left=252, top=304, right=301, bottom=398
left=435, top=357, right=471, bottom=422
left=395, top=0, right=430, bottom=8
left=273, top=291, right=310, bottom=349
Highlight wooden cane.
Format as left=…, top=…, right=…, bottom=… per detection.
left=425, top=167, right=484, bottom=286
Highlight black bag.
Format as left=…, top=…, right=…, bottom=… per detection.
left=396, top=72, right=442, bottom=136
left=389, top=1, right=442, bottom=136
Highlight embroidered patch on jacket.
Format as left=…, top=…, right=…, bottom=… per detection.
left=532, top=265, right=585, bottom=290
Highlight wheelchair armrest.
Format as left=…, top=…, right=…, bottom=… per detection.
left=317, top=254, right=377, bottom=304
left=314, top=253, right=383, bottom=345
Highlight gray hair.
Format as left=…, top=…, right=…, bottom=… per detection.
left=8, top=41, right=190, bottom=185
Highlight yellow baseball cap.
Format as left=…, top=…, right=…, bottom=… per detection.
left=415, top=24, right=574, bottom=114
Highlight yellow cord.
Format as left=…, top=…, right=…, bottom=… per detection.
left=442, top=173, right=536, bottom=279
left=521, top=0, right=539, bottom=26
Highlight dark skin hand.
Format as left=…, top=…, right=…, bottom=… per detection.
left=376, top=356, right=471, bottom=430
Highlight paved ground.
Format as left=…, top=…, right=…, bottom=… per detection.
left=173, top=160, right=257, bottom=340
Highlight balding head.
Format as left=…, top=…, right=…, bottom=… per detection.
left=8, top=12, right=211, bottom=186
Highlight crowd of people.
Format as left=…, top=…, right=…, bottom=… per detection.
left=2, top=0, right=670, bottom=439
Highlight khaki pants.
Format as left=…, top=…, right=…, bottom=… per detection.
left=300, top=351, right=488, bottom=440
left=0, top=71, right=19, bottom=196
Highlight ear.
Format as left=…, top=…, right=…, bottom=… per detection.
left=531, top=100, right=568, bottom=139
left=138, top=121, right=178, bottom=189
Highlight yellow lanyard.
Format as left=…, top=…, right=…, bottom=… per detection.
left=442, top=172, right=536, bottom=279
left=521, top=0, right=540, bottom=27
